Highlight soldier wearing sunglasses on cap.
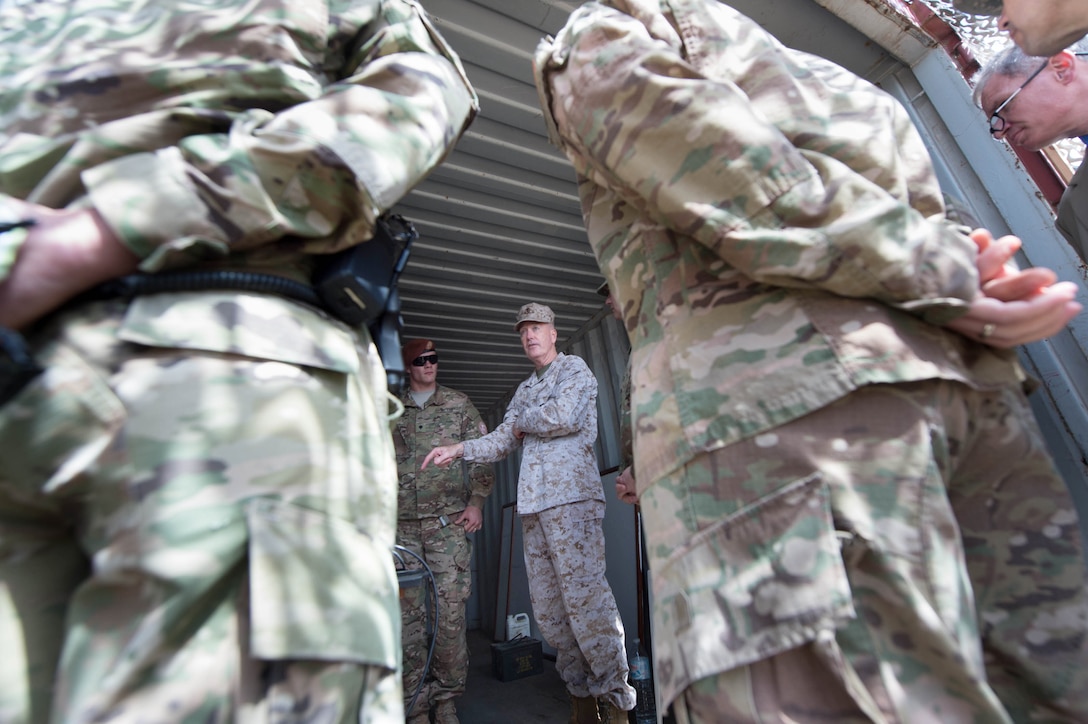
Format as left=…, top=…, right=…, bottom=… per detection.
left=954, top=0, right=1088, bottom=56
left=972, top=39, right=1088, bottom=265
left=394, top=338, right=493, bottom=724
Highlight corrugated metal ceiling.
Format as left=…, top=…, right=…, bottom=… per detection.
left=395, top=0, right=929, bottom=414
left=394, top=0, right=588, bottom=415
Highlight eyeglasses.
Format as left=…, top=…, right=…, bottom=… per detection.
left=989, top=60, right=1048, bottom=137
left=411, top=353, right=438, bottom=367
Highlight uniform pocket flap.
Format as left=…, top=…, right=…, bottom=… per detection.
left=655, top=474, right=855, bottom=703
left=119, top=293, right=360, bottom=373
left=247, top=498, right=399, bottom=670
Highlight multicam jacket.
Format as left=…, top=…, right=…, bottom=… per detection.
left=533, top=0, right=1023, bottom=486
left=1057, top=160, right=1088, bottom=264
left=0, top=0, right=477, bottom=709
left=461, top=353, right=605, bottom=515
left=0, top=0, right=478, bottom=284
left=394, top=384, right=494, bottom=518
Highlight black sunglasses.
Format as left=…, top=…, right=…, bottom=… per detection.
left=411, top=353, right=439, bottom=367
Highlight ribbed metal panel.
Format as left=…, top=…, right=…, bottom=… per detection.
left=394, top=0, right=590, bottom=416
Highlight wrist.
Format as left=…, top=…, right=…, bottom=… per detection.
left=77, top=208, right=139, bottom=287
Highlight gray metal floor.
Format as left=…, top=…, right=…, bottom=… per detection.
left=454, top=627, right=570, bottom=724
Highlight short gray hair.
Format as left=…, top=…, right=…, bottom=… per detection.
left=972, top=37, right=1088, bottom=107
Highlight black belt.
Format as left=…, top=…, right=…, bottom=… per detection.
left=78, top=267, right=410, bottom=392
left=81, top=270, right=325, bottom=312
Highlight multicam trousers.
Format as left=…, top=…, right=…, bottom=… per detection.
left=397, top=518, right=472, bottom=716
left=521, top=499, right=636, bottom=711
left=0, top=298, right=403, bottom=723
left=641, top=380, right=1088, bottom=723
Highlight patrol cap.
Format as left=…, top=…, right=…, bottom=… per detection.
left=951, top=0, right=1001, bottom=15
left=514, top=302, right=555, bottom=330
left=596, top=280, right=610, bottom=297
left=402, top=338, right=435, bottom=367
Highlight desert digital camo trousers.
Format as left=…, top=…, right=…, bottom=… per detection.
left=397, top=517, right=472, bottom=715
left=521, top=499, right=636, bottom=711
left=640, top=380, right=1088, bottom=724
left=0, top=298, right=403, bottom=724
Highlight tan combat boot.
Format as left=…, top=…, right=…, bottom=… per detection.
left=433, top=699, right=459, bottom=724
left=569, top=694, right=602, bottom=724
left=598, top=700, right=630, bottom=724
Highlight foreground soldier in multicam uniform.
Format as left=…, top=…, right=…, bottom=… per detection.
left=534, top=1, right=1088, bottom=722
left=394, top=338, right=493, bottom=724
left=0, top=1, right=477, bottom=721
left=423, top=303, right=635, bottom=724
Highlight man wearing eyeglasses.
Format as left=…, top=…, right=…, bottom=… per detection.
left=972, top=40, right=1088, bottom=263
left=394, top=338, right=494, bottom=724
left=954, top=0, right=1088, bottom=56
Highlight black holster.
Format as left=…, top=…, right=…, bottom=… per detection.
left=313, top=215, right=417, bottom=392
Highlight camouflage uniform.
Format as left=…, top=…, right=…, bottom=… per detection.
left=393, top=384, right=493, bottom=719
left=1056, top=161, right=1088, bottom=264
left=619, top=363, right=634, bottom=472
left=461, top=353, right=636, bottom=711
left=0, top=1, right=477, bottom=722
left=534, top=1, right=1088, bottom=722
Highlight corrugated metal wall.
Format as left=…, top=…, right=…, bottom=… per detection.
left=394, top=0, right=591, bottom=416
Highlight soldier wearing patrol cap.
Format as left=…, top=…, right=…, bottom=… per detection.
left=423, top=302, right=635, bottom=724
left=953, top=0, right=1088, bottom=56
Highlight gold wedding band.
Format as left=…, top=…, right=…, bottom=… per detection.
left=981, top=323, right=996, bottom=339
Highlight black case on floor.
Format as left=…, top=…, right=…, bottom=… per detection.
left=490, top=637, right=543, bottom=682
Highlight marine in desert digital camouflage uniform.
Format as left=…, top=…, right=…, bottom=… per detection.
left=0, top=1, right=477, bottom=722
left=534, top=0, right=1088, bottom=722
left=423, top=303, right=635, bottom=724
left=394, top=338, right=493, bottom=724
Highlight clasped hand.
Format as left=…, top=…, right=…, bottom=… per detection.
left=945, top=229, right=1082, bottom=348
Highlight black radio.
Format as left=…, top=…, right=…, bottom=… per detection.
left=313, top=214, right=418, bottom=392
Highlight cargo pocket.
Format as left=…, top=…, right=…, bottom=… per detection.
left=246, top=498, right=399, bottom=671
left=652, top=473, right=855, bottom=706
